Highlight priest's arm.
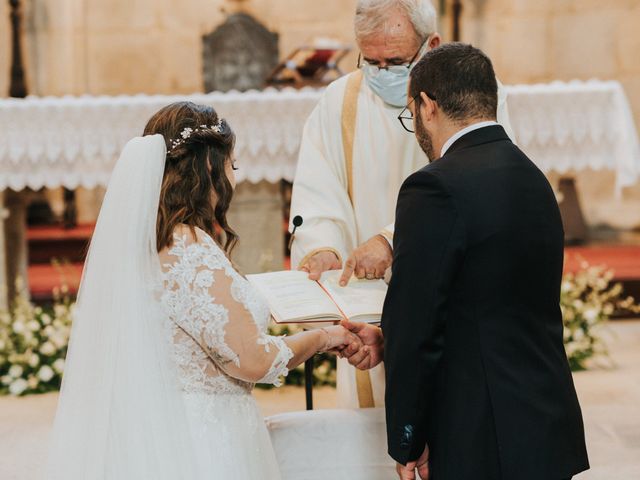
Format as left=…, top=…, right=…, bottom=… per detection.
left=289, top=90, right=358, bottom=275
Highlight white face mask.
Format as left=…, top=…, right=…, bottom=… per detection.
left=361, top=37, right=430, bottom=108
left=362, top=64, right=413, bottom=108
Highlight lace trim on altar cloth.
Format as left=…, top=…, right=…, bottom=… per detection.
left=1, top=82, right=636, bottom=195
left=0, top=89, right=324, bottom=190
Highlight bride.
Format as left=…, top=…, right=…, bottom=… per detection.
left=44, top=101, right=360, bottom=479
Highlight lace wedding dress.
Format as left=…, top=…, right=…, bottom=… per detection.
left=159, top=226, right=293, bottom=479
left=45, top=136, right=292, bottom=480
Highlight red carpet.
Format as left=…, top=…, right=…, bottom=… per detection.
left=564, top=246, right=640, bottom=280
left=29, top=263, right=83, bottom=299
left=27, top=224, right=95, bottom=241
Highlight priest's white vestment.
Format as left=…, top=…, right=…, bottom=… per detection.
left=290, top=71, right=514, bottom=409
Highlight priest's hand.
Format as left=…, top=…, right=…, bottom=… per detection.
left=338, top=319, right=384, bottom=370
left=339, top=234, right=392, bottom=286
left=299, top=250, right=342, bottom=281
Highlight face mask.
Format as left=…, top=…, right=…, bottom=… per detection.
left=362, top=64, right=412, bottom=108
left=361, top=37, right=430, bottom=108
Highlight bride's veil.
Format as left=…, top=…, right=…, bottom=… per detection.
left=45, top=135, right=197, bottom=479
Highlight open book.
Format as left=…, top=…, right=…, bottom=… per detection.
left=246, top=270, right=387, bottom=325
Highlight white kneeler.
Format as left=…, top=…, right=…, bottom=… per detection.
left=265, top=408, right=395, bottom=480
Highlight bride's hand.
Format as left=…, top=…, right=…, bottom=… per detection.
left=318, top=325, right=362, bottom=353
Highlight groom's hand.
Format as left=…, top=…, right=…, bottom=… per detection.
left=339, top=234, right=392, bottom=286
left=339, top=319, right=384, bottom=370
left=396, top=445, right=429, bottom=480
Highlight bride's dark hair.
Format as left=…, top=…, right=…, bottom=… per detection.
left=144, top=101, right=238, bottom=253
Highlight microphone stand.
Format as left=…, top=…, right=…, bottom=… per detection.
left=288, top=216, right=314, bottom=410
left=305, top=356, right=314, bottom=410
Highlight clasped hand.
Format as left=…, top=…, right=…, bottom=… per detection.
left=332, top=319, right=384, bottom=370
left=318, top=325, right=363, bottom=353
left=319, top=320, right=384, bottom=371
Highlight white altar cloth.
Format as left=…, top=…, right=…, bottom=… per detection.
left=506, top=80, right=640, bottom=195
left=0, top=88, right=320, bottom=191
left=0, top=80, right=638, bottom=193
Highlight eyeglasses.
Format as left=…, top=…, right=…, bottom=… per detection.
left=357, top=37, right=428, bottom=73
left=397, top=92, right=437, bottom=133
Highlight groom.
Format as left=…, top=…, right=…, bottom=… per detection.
left=341, top=43, right=589, bottom=480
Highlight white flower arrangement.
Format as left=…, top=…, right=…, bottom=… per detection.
left=0, top=281, right=74, bottom=396
left=561, top=263, right=640, bottom=370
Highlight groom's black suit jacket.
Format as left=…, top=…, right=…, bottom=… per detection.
left=382, top=125, right=589, bottom=480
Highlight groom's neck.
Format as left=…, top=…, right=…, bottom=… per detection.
left=434, top=116, right=496, bottom=156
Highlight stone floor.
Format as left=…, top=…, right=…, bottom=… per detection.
left=1, top=321, right=639, bottom=479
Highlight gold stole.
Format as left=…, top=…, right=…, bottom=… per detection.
left=340, top=70, right=375, bottom=409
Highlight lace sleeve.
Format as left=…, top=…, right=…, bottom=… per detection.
left=162, top=230, right=293, bottom=386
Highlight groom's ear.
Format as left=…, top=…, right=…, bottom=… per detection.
left=418, top=92, right=437, bottom=122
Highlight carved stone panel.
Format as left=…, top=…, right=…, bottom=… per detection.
left=227, top=181, right=284, bottom=274
left=203, top=13, right=279, bottom=92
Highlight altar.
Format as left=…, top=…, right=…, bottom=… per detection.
left=1, top=80, right=640, bottom=307
left=1, top=81, right=638, bottom=191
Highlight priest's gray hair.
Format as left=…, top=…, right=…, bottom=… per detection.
left=354, top=0, right=437, bottom=42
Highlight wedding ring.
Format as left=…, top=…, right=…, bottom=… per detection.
left=366, top=273, right=374, bottom=280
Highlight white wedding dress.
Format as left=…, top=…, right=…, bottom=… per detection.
left=45, top=136, right=293, bottom=480
left=159, top=226, right=292, bottom=479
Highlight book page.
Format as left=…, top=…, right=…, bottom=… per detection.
left=246, top=270, right=342, bottom=323
left=318, top=270, right=387, bottom=322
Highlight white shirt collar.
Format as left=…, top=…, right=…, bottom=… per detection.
left=440, top=121, right=499, bottom=158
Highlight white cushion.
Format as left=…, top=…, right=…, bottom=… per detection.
left=266, top=408, right=395, bottom=480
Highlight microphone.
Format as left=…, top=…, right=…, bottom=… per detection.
left=288, top=215, right=303, bottom=250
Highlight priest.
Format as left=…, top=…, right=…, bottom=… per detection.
left=289, top=0, right=514, bottom=409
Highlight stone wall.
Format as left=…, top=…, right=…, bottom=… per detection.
left=13, top=0, right=359, bottom=96
left=4, top=1, right=640, bottom=122
left=5, top=0, right=359, bottom=97
left=6, top=0, right=640, bottom=129
left=453, top=0, right=640, bottom=230
left=458, top=0, right=640, bottom=130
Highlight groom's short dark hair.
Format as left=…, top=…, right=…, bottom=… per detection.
left=409, top=43, right=498, bottom=122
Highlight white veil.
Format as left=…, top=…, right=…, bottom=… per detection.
left=45, top=135, right=197, bottom=479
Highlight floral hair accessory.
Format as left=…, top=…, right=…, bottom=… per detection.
left=169, top=118, right=224, bottom=152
